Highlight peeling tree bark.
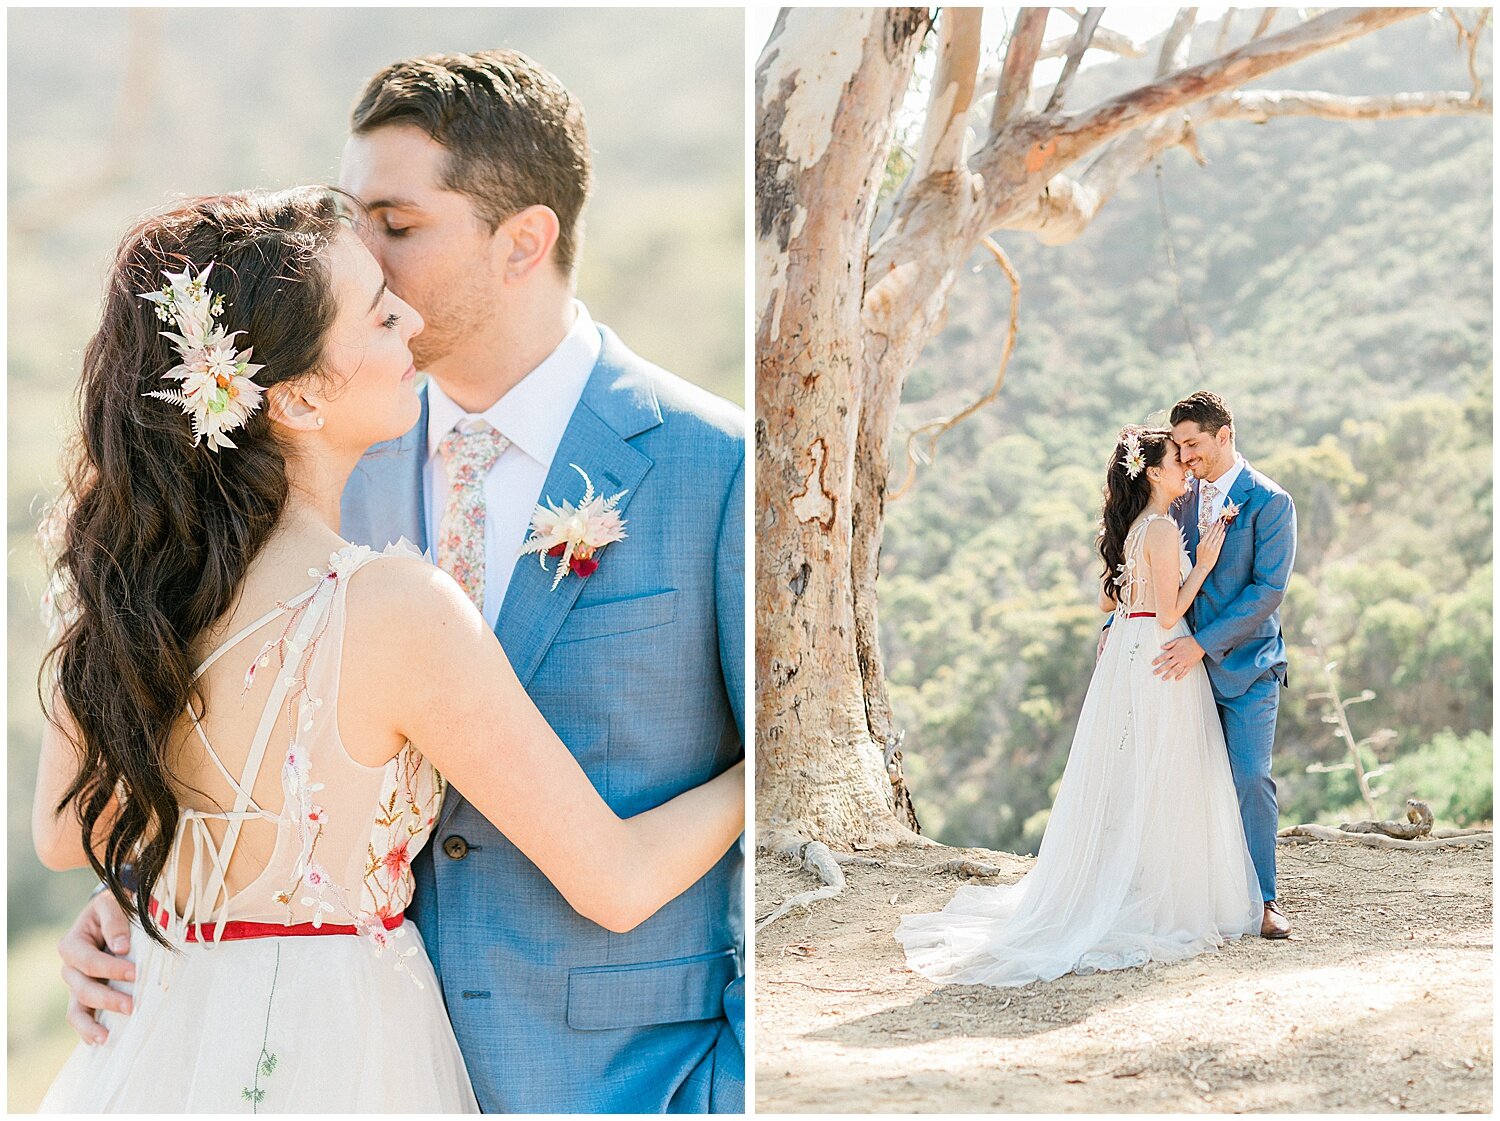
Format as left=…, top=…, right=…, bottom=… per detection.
left=755, top=7, right=933, bottom=850
left=756, top=6, right=1491, bottom=851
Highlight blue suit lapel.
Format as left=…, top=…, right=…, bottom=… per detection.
left=1227, top=459, right=1257, bottom=513
left=494, top=327, right=661, bottom=690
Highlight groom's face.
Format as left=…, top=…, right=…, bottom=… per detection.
left=340, top=125, right=505, bottom=371
left=1171, top=420, right=1232, bottom=481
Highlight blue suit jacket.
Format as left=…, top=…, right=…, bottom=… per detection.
left=1174, top=462, right=1297, bottom=700
left=341, top=325, right=745, bottom=1113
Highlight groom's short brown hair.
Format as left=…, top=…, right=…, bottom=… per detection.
left=1171, top=391, right=1234, bottom=435
left=351, top=49, right=593, bottom=275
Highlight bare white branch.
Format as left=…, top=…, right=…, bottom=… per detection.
left=1215, top=8, right=1238, bottom=55
left=1038, top=24, right=1146, bottom=60
left=992, top=8, right=1051, bottom=130
left=912, top=7, right=983, bottom=181
left=1221, top=87, right=1490, bottom=122
left=1046, top=8, right=1105, bottom=112
left=999, top=83, right=1490, bottom=245
left=1158, top=8, right=1200, bottom=77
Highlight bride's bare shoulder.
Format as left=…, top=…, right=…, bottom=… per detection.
left=1142, top=515, right=1183, bottom=554
left=342, top=553, right=482, bottom=648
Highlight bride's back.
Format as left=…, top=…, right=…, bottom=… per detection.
left=160, top=531, right=440, bottom=933
left=1114, top=514, right=1190, bottom=615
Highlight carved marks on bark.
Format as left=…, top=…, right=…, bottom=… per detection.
left=790, top=438, right=836, bottom=529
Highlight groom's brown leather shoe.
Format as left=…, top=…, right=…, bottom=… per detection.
left=1260, top=899, right=1291, bottom=939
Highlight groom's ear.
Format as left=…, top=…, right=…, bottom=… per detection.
left=499, top=205, right=562, bottom=283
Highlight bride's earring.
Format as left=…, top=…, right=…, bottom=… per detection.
left=316, top=417, right=326, bottom=428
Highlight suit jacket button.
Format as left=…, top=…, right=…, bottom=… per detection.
left=443, top=836, right=469, bottom=860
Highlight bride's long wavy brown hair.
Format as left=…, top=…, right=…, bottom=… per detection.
left=41, top=188, right=348, bottom=945
left=1097, top=425, right=1175, bottom=597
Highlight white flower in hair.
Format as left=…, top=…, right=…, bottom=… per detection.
left=1121, top=429, right=1146, bottom=479
left=140, top=262, right=265, bottom=452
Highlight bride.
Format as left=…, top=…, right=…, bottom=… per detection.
left=33, top=188, right=743, bottom=1112
left=895, top=425, right=1261, bottom=987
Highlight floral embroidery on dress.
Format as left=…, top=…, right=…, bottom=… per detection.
left=250, top=544, right=445, bottom=972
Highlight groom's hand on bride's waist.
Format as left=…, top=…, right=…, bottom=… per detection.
left=58, top=891, right=135, bottom=1044
left=1153, top=636, right=1206, bottom=680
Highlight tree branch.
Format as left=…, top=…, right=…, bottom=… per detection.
left=1044, top=22, right=1146, bottom=60
left=888, top=238, right=1020, bottom=501
left=1220, top=87, right=1491, bottom=122
left=1214, top=8, right=1237, bottom=56
left=1039, top=24, right=1146, bottom=60
left=999, top=84, right=1491, bottom=245
left=1158, top=8, right=1199, bottom=78
left=991, top=8, right=1051, bottom=130
left=1046, top=7, right=1105, bottom=112
left=1040, top=7, right=1428, bottom=172
left=1252, top=9, right=1277, bottom=41
left=912, top=7, right=983, bottom=182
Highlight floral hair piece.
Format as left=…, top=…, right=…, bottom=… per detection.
left=140, top=262, right=265, bottom=452
left=1120, top=428, right=1146, bottom=479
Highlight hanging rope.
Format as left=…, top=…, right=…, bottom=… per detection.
left=1154, top=157, right=1208, bottom=379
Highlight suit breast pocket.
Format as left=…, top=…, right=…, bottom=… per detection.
left=554, top=589, right=678, bottom=645
left=566, top=947, right=737, bottom=1031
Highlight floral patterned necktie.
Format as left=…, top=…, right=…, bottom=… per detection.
left=1198, top=481, right=1218, bottom=530
left=436, top=421, right=511, bottom=611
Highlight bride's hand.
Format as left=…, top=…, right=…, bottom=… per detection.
left=1196, top=519, right=1228, bottom=570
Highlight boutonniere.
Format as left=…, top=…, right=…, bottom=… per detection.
left=519, top=464, right=628, bottom=589
left=1220, top=499, right=1241, bottom=525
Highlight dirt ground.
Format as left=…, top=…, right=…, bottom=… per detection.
left=754, top=839, right=1493, bottom=1113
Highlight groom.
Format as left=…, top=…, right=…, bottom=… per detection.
left=1154, top=391, right=1296, bottom=939
left=56, top=50, right=745, bottom=1112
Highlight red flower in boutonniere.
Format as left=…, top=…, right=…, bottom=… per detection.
left=1221, top=499, right=1241, bottom=525
left=519, top=465, right=628, bottom=589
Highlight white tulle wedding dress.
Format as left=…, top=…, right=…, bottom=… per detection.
left=41, top=543, right=478, bottom=1113
left=895, top=514, right=1261, bottom=986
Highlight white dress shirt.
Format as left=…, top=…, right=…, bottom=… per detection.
left=1198, top=454, right=1245, bottom=523
left=424, top=301, right=602, bottom=629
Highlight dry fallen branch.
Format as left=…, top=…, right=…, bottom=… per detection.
left=755, top=837, right=889, bottom=933
left=1277, top=823, right=1493, bottom=851
left=935, top=858, right=1005, bottom=878
left=1339, top=799, right=1435, bottom=839
left=756, top=839, right=848, bottom=933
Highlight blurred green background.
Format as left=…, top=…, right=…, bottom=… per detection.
left=880, top=15, right=1491, bottom=854
left=8, top=7, right=743, bottom=1108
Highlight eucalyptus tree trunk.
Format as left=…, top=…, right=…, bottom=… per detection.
left=755, top=7, right=933, bottom=849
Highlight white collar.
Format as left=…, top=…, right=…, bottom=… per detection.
left=1201, top=454, right=1246, bottom=498
left=425, top=301, right=602, bottom=466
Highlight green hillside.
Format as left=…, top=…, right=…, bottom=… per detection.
left=881, top=14, right=1492, bottom=852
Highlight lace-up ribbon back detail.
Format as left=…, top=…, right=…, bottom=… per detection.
left=151, top=542, right=440, bottom=979
left=1112, top=514, right=1189, bottom=617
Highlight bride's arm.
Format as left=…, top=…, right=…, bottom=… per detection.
left=356, top=559, right=744, bottom=934
left=1146, top=517, right=1226, bottom=630
left=32, top=696, right=116, bottom=871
